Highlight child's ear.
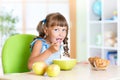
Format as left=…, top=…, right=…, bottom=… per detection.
left=44, top=27, right=48, bottom=36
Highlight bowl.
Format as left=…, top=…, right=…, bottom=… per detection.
left=53, top=59, right=77, bottom=70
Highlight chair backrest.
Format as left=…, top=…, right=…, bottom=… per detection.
left=2, top=34, right=35, bottom=74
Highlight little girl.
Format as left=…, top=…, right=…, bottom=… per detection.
left=28, top=12, right=70, bottom=70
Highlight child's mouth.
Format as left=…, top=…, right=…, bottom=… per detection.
left=56, top=38, right=62, bottom=43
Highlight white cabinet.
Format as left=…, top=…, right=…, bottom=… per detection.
left=87, top=0, right=120, bottom=65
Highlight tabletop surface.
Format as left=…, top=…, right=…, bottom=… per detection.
left=0, top=63, right=120, bottom=80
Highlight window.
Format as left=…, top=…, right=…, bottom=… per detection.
left=0, top=0, right=71, bottom=56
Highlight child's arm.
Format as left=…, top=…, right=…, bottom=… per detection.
left=28, top=40, right=60, bottom=70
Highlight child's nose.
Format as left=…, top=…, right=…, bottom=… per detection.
left=58, top=31, right=63, bottom=36
left=58, top=33, right=62, bottom=37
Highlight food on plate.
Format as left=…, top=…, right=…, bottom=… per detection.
left=88, top=56, right=100, bottom=67
left=94, top=58, right=110, bottom=69
left=88, top=57, right=110, bottom=70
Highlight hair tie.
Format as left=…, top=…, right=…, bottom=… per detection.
left=42, top=19, right=46, bottom=24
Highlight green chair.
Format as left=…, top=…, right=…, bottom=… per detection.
left=2, top=34, right=35, bottom=74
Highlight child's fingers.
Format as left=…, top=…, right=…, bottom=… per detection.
left=55, top=42, right=60, bottom=46
left=51, top=41, right=59, bottom=45
left=50, top=42, right=57, bottom=46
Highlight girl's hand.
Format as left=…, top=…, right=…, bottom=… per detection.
left=48, top=42, right=60, bottom=54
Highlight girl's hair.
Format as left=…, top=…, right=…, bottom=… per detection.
left=36, top=12, right=70, bottom=57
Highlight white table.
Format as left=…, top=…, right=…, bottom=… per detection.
left=0, top=63, right=120, bottom=80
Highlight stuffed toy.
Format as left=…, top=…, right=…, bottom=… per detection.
left=104, top=31, right=117, bottom=47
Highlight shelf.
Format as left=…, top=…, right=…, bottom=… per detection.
left=87, top=0, right=119, bottom=65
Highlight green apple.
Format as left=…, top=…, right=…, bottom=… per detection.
left=46, top=64, right=60, bottom=77
left=32, top=61, right=47, bottom=75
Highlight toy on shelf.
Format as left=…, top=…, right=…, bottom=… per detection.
left=107, top=10, right=117, bottom=20
left=104, top=31, right=117, bottom=47
left=113, top=10, right=117, bottom=20
left=92, top=0, right=101, bottom=20
left=106, top=51, right=117, bottom=65
left=96, top=34, right=102, bottom=46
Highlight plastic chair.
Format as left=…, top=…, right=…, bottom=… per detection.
left=2, top=34, right=35, bottom=74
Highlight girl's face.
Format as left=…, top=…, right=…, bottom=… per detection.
left=45, top=26, right=67, bottom=44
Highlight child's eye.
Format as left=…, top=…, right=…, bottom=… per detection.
left=62, top=29, right=67, bottom=31
left=54, top=29, right=58, bottom=31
